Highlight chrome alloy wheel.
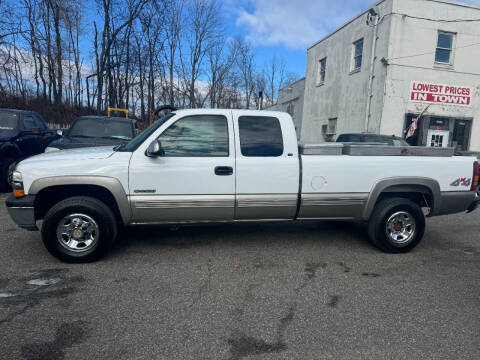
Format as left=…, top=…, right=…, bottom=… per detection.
left=56, top=213, right=99, bottom=252
left=385, top=211, right=416, bottom=244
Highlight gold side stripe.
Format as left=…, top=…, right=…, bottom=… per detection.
left=135, top=200, right=233, bottom=209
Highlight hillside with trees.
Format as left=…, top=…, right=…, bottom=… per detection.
left=0, top=0, right=298, bottom=126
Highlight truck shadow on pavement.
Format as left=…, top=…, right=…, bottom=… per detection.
left=109, top=220, right=372, bottom=259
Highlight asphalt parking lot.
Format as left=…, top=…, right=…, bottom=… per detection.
left=0, top=192, right=479, bottom=360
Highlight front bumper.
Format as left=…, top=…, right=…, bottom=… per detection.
left=5, top=194, right=38, bottom=231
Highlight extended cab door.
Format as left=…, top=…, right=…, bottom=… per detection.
left=232, top=111, right=300, bottom=220
left=128, top=111, right=235, bottom=223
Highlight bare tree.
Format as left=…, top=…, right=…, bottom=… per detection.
left=94, top=0, right=148, bottom=112
left=163, top=0, right=183, bottom=107
left=179, top=0, right=222, bottom=108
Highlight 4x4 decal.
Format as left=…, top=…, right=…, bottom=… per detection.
left=450, top=178, right=471, bottom=187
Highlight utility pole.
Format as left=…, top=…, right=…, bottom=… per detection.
left=365, top=8, right=379, bottom=133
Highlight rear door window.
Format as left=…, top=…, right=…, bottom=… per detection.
left=23, top=115, right=37, bottom=130
left=238, top=116, right=284, bottom=157
left=33, top=115, right=47, bottom=130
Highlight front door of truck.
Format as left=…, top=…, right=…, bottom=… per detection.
left=232, top=112, right=300, bottom=220
left=128, top=111, right=236, bottom=223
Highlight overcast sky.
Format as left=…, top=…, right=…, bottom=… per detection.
left=224, top=0, right=480, bottom=77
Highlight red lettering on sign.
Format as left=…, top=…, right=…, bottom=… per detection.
left=411, top=82, right=472, bottom=106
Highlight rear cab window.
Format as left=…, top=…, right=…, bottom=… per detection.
left=238, top=116, right=284, bottom=157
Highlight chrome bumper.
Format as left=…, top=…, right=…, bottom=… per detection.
left=5, top=194, right=38, bottom=231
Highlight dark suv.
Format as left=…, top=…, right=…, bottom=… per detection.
left=336, top=133, right=409, bottom=146
left=0, top=109, right=58, bottom=191
left=46, top=116, right=138, bottom=152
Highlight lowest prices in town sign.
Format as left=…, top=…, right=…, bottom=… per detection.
left=410, top=81, right=472, bottom=106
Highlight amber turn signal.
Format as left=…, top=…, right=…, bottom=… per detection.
left=13, top=189, right=25, bottom=198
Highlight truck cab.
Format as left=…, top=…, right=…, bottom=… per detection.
left=125, top=109, right=299, bottom=223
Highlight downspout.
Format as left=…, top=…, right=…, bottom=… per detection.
left=365, top=10, right=379, bottom=133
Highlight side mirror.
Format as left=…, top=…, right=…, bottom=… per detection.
left=57, top=129, right=63, bottom=136
left=145, top=139, right=164, bottom=157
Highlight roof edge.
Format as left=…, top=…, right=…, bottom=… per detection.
left=307, top=0, right=387, bottom=50
left=308, top=0, right=480, bottom=51
left=278, top=77, right=306, bottom=91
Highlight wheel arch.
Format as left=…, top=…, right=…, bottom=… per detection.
left=363, top=177, right=441, bottom=221
left=0, top=143, right=22, bottom=159
left=29, top=176, right=131, bottom=225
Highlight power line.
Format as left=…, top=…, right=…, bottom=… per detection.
left=390, top=12, right=480, bottom=23
left=367, top=12, right=480, bottom=27
left=388, top=41, right=480, bottom=61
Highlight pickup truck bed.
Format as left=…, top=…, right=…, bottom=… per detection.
left=5, top=109, right=479, bottom=262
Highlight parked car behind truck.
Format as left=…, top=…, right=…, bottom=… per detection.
left=0, top=109, right=58, bottom=191
left=6, top=109, right=479, bottom=262
left=336, top=133, right=410, bottom=146
left=45, top=116, right=138, bottom=152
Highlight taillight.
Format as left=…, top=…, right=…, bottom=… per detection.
left=472, top=161, right=479, bottom=191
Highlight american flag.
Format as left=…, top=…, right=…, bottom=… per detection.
left=406, top=115, right=419, bottom=139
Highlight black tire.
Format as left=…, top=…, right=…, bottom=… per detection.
left=0, top=158, right=14, bottom=192
left=42, top=196, right=118, bottom=263
left=368, top=197, right=425, bottom=253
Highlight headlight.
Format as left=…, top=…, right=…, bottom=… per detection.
left=11, top=171, right=24, bottom=198
left=45, top=147, right=60, bottom=153
left=12, top=171, right=22, bottom=183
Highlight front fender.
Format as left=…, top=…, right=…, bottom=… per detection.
left=28, top=176, right=132, bottom=225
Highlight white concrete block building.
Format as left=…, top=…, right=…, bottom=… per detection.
left=299, top=0, right=480, bottom=151
left=267, top=77, right=305, bottom=139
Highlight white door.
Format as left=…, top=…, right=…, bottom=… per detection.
left=232, top=111, right=300, bottom=220
left=427, top=130, right=450, bottom=148
left=128, top=111, right=236, bottom=223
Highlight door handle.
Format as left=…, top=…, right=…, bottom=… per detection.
left=215, top=166, right=233, bottom=176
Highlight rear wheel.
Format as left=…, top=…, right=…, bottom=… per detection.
left=0, top=158, right=14, bottom=192
left=368, top=197, right=425, bottom=253
left=42, top=196, right=117, bottom=262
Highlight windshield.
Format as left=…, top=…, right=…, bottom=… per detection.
left=0, top=112, right=19, bottom=137
left=120, top=113, right=175, bottom=152
left=68, top=118, right=134, bottom=140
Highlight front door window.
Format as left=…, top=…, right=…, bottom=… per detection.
left=159, top=115, right=229, bottom=157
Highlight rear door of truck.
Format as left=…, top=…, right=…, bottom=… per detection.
left=232, top=111, right=299, bottom=220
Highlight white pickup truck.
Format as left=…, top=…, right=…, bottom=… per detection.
left=6, top=109, right=479, bottom=262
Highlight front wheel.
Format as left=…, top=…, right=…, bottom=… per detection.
left=368, top=197, right=425, bottom=253
left=42, top=196, right=118, bottom=262
left=0, top=158, right=14, bottom=192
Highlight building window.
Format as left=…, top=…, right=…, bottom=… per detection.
left=352, top=39, right=363, bottom=71
left=435, top=31, right=454, bottom=64
left=322, top=118, right=337, bottom=142
left=317, top=57, right=326, bottom=85
left=328, top=118, right=337, bottom=135
left=286, top=102, right=294, bottom=117
left=238, top=116, right=284, bottom=157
